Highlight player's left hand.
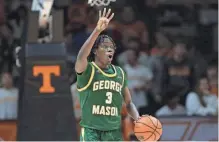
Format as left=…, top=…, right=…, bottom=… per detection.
left=134, top=115, right=149, bottom=124
left=134, top=117, right=141, bottom=124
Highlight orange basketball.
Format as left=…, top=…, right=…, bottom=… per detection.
left=134, top=115, right=162, bottom=141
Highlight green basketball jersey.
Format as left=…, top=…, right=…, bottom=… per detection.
left=76, top=62, right=127, bottom=131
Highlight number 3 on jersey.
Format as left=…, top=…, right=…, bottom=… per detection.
left=105, top=92, right=112, bottom=104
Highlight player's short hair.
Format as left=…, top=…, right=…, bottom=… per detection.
left=88, top=34, right=116, bottom=61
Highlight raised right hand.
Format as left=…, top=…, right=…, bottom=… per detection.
left=96, top=8, right=114, bottom=32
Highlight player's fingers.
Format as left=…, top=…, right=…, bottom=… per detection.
left=108, top=13, right=114, bottom=21
left=102, top=8, right=106, bottom=17
left=99, top=10, right=102, bottom=18
left=106, top=8, right=111, bottom=18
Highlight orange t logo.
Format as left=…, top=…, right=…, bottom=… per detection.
left=33, top=65, right=60, bottom=93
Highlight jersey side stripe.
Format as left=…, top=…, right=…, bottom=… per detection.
left=77, top=65, right=95, bottom=92
left=81, top=127, right=85, bottom=142
left=118, top=67, right=125, bottom=87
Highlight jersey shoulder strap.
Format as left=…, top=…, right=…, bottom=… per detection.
left=115, top=65, right=125, bottom=87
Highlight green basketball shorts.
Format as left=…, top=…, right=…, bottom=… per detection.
left=80, top=127, right=123, bottom=141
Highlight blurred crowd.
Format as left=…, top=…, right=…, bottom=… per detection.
left=0, top=0, right=218, bottom=140
left=0, top=0, right=30, bottom=120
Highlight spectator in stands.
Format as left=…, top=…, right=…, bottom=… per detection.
left=0, top=24, right=14, bottom=73
left=70, top=78, right=81, bottom=137
left=140, top=32, right=172, bottom=104
left=65, top=2, right=89, bottom=63
left=66, top=2, right=87, bottom=34
left=139, top=0, right=158, bottom=48
left=187, top=47, right=208, bottom=79
left=113, top=6, right=148, bottom=49
left=0, top=72, right=18, bottom=120
left=156, top=88, right=186, bottom=116
left=123, top=49, right=153, bottom=115
left=8, top=5, right=27, bottom=46
left=206, top=63, right=218, bottom=97
left=117, top=38, right=141, bottom=66
left=186, top=76, right=218, bottom=116
left=86, top=7, right=98, bottom=34
left=163, top=41, right=195, bottom=105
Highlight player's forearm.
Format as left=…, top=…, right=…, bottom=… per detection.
left=126, top=102, right=140, bottom=121
left=77, top=28, right=101, bottom=61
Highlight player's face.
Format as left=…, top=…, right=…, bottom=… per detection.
left=95, top=39, right=115, bottom=65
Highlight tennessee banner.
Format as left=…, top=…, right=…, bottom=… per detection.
left=33, top=65, right=60, bottom=93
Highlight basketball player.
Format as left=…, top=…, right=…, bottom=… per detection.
left=75, top=8, right=140, bottom=141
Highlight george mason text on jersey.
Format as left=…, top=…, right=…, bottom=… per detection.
left=93, top=80, right=122, bottom=93
left=92, top=105, right=118, bottom=116
left=92, top=80, right=122, bottom=116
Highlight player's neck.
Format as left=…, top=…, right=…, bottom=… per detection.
left=94, top=60, right=109, bottom=69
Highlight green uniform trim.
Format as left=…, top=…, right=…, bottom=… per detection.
left=91, top=62, right=117, bottom=77
left=81, top=128, right=85, bottom=142
left=80, top=127, right=123, bottom=141
left=118, top=67, right=125, bottom=87
left=77, top=64, right=95, bottom=92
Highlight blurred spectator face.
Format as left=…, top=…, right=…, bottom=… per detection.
left=87, top=8, right=98, bottom=24
left=0, top=24, right=12, bottom=38
left=126, top=40, right=140, bottom=50
left=68, top=5, right=87, bottom=32
left=173, top=43, right=187, bottom=62
left=121, top=6, right=135, bottom=23
left=206, top=65, right=218, bottom=96
left=68, top=4, right=86, bottom=30
left=127, top=50, right=138, bottom=65
left=168, top=96, right=180, bottom=109
left=1, top=73, right=13, bottom=88
left=207, top=66, right=218, bottom=78
left=199, top=78, right=210, bottom=94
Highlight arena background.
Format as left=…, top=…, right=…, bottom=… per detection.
left=0, top=0, right=218, bottom=141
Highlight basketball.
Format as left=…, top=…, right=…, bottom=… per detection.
left=134, top=115, right=162, bottom=141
